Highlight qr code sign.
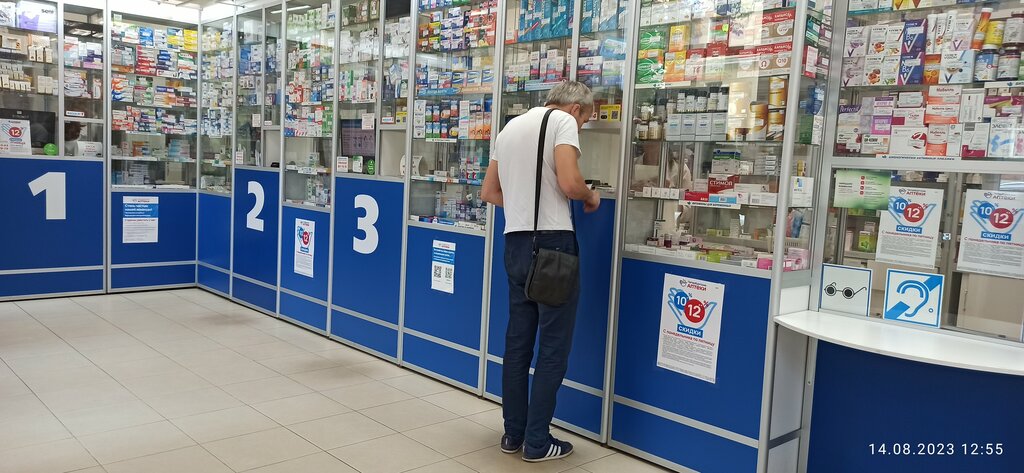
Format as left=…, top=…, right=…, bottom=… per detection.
left=444, top=267, right=454, bottom=278
left=433, top=266, right=442, bottom=278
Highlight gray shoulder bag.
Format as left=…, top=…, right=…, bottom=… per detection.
left=524, top=109, right=580, bottom=307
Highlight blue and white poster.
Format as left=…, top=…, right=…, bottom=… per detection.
left=431, top=240, right=455, bottom=294
left=883, top=269, right=944, bottom=327
left=957, top=189, right=1024, bottom=280
left=657, top=274, right=724, bottom=384
left=122, top=196, right=158, bottom=243
left=294, top=218, right=315, bottom=277
left=876, top=186, right=943, bottom=269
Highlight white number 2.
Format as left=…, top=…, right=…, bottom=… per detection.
left=246, top=181, right=265, bottom=231
left=28, top=172, right=66, bottom=220
left=353, top=194, right=379, bottom=255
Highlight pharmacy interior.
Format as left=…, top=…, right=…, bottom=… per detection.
left=2, top=0, right=1024, bottom=471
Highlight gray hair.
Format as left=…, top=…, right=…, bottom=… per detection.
left=544, top=81, right=594, bottom=110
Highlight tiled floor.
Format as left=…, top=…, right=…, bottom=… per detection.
left=0, top=290, right=670, bottom=473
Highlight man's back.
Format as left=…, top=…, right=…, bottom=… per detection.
left=494, top=107, right=581, bottom=234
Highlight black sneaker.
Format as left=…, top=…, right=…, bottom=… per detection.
left=522, top=436, right=573, bottom=462
left=500, top=434, right=524, bottom=454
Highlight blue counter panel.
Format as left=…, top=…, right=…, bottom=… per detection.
left=613, top=258, right=771, bottom=441
left=331, top=309, right=398, bottom=358
left=485, top=360, right=602, bottom=436
left=233, top=168, right=280, bottom=286
left=402, top=332, right=479, bottom=388
left=232, top=277, right=277, bottom=313
left=197, top=192, right=231, bottom=271
left=0, top=270, right=103, bottom=298
left=280, top=291, right=327, bottom=331
left=332, top=178, right=404, bottom=325
left=0, top=158, right=103, bottom=271
left=197, top=264, right=229, bottom=296
left=486, top=200, right=615, bottom=392
left=808, top=342, right=1024, bottom=472
left=612, top=402, right=758, bottom=473
left=403, top=225, right=485, bottom=350
left=111, top=191, right=197, bottom=265
left=279, top=206, right=331, bottom=302
left=111, top=264, right=195, bottom=289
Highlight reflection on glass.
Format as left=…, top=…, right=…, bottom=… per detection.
left=0, top=0, right=58, bottom=156
left=200, top=18, right=234, bottom=192
left=238, top=9, right=264, bottom=166
left=336, top=0, right=379, bottom=176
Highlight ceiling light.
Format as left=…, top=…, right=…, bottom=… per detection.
left=270, top=5, right=311, bottom=14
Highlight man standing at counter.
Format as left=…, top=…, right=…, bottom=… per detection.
left=481, top=81, right=601, bottom=462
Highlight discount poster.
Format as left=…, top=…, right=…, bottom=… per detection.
left=876, top=186, right=944, bottom=269
left=294, top=219, right=315, bottom=277
left=957, top=189, right=1024, bottom=279
left=657, top=274, right=725, bottom=384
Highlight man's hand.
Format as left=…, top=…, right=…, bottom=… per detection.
left=583, top=190, right=601, bottom=213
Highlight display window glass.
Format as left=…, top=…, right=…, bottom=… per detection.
left=336, top=0, right=379, bottom=176
left=0, top=0, right=59, bottom=157
left=200, top=16, right=235, bottom=192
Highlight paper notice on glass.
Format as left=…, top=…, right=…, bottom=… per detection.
left=957, top=189, right=1024, bottom=279
left=431, top=240, right=455, bottom=294
left=122, top=196, right=158, bottom=244
left=252, top=114, right=261, bottom=127
left=876, top=186, right=944, bottom=269
left=833, top=169, right=890, bottom=210
left=0, top=118, right=32, bottom=155
left=361, top=113, right=375, bottom=130
left=657, top=274, right=725, bottom=384
left=294, top=218, right=315, bottom=277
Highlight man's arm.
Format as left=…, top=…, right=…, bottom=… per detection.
left=481, top=161, right=503, bottom=207
left=554, top=144, right=597, bottom=199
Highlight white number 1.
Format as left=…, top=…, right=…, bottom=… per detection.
left=353, top=194, right=379, bottom=254
left=247, top=181, right=265, bottom=231
left=28, top=172, right=66, bottom=220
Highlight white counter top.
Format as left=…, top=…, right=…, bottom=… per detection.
left=775, top=311, right=1024, bottom=377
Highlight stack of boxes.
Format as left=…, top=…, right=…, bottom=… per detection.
left=417, top=0, right=497, bottom=52
left=512, top=0, right=571, bottom=42
left=412, top=98, right=492, bottom=141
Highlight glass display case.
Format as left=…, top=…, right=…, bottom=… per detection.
left=377, top=8, right=411, bottom=178
left=283, top=0, right=336, bottom=207
left=63, top=1, right=105, bottom=158
left=820, top=0, right=1024, bottom=343
left=408, top=0, right=498, bottom=231
left=335, top=0, right=379, bottom=177
left=499, top=0, right=574, bottom=123
left=0, top=0, right=58, bottom=157
left=236, top=8, right=262, bottom=167
left=110, top=12, right=199, bottom=188
left=200, top=16, right=234, bottom=192
left=620, top=0, right=832, bottom=274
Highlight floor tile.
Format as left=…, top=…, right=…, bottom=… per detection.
left=167, top=348, right=249, bottom=369
left=405, top=459, right=478, bottom=473
left=171, top=406, right=279, bottom=443
left=320, top=380, right=413, bottom=410
left=465, top=408, right=505, bottom=433
left=56, top=399, right=164, bottom=437
left=103, top=446, right=231, bottom=473
left=361, top=398, right=459, bottom=432
left=3, top=351, right=93, bottom=375
left=242, top=452, right=357, bottom=473
left=348, top=360, right=410, bottom=380
left=203, top=427, right=319, bottom=472
left=0, top=376, right=32, bottom=400
left=0, top=438, right=97, bottom=473
left=36, top=379, right=138, bottom=414
left=19, top=364, right=114, bottom=394
left=550, top=428, right=615, bottom=467
left=405, top=418, right=501, bottom=457
left=316, top=347, right=379, bottom=366
left=0, top=393, right=53, bottom=422
left=66, top=466, right=106, bottom=473
left=191, top=360, right=279, bottom=386
left=421, top=390, right=499, bottom=416
left=204, top=327, right=281, bottom=348
left=64, top=333, right=144, bottom=352
left=231, top=341, right=309, bottom=361
left=287, top=412, right=395, bottom=450
left=120, top=369, right=214, bottom=399
left=258, top=352, right=340, bottom=375
left=381, top=374, right=453, bottom=397
left=327, top=434, right=446, bottom=473
left=219, top=376, right=312, bottom=405
left=251, top=392, right=350, bottom=426
left=578, top=453, right=671, bottom=473
left=148, top=337, right=225, bottom=358
left=456, top=445, right=574, bottom=473
left=77, top=420, right=195, bottom=464
left=0, top=412, right=72, bottom=452
left=288, top=366, right=373, bottom=391
left=79, top=343, right=164, bottom=366
left=144, top=387, right=243, bottom=419
left=98, top=356, right=184, bottom=381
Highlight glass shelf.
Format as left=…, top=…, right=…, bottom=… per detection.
left=200, top=17, right=234, bottom=192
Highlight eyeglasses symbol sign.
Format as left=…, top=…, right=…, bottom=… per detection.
left=823, top=282, right=866, bottom=299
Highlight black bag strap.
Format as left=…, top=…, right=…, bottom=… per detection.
left=532, top=108, right=578, bottom=253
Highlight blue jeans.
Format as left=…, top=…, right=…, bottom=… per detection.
left=502, top=230, right=579, bottom=449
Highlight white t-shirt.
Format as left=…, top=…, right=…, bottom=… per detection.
left=493, top=107, right=580, bottom=234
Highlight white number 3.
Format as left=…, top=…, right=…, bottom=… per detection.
left=353, top=194, right=379, bottom=255
left=28, top=172, right=66, bottom=220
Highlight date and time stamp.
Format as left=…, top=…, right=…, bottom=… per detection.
left=868, top=443, right=1005, bottom=457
